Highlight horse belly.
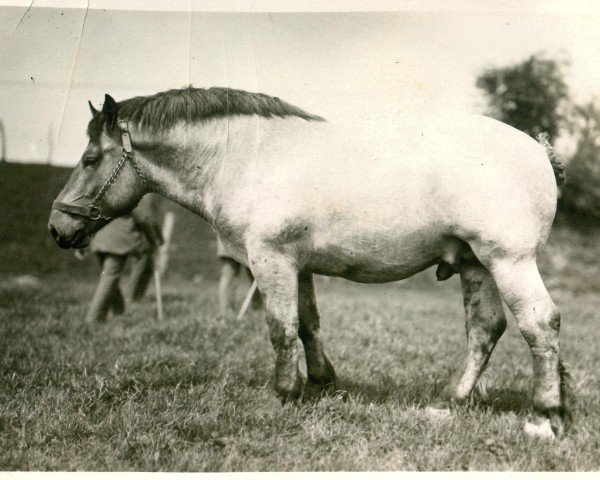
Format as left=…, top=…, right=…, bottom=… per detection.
left=306, top=227, right=446, bottom=283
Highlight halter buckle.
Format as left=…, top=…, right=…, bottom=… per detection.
left=118, top=119, right=133, bottom=153
left=89, top=205, right=103, bottom=221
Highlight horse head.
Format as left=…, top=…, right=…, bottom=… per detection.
left=48, top=94, right=147, bottom=249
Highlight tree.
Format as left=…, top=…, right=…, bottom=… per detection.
left=476, top=55, right=569, bottom=142
left=561, top=100, right=600, bottom=217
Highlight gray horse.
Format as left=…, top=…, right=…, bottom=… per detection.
left=48, top=87, right=569, bottom=439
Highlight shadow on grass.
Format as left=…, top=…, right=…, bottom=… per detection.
left=331, top=376, right=531, bottom=416
left=474, top=388, right=531, bottom=415
left=334, top=376, right=430, bottom=406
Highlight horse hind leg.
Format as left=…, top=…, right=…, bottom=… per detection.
left=429, top=262, right=507, bottom=413
left=298, top=272, right=337, bottom=398
left=486, top=256, right=571, bottom=439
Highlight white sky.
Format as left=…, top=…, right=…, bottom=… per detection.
left=0, top=1, right=599, bottom=165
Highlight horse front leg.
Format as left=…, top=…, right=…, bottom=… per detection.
left=298, top=272, right=337, bottom=397
left=429, top=262, right=506, bottom=414
left=249, top=246, right=304, bottom=401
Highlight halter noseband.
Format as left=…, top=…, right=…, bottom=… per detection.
left=52, top=120, right=147, bottom=221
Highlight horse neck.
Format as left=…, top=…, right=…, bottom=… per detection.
left=131, top=116, right=258, bottom=222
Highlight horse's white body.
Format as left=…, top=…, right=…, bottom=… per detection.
left=161, top=112, right=556, bottom=281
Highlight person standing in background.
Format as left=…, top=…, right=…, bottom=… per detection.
left=84, top=194, right=163, bottom=323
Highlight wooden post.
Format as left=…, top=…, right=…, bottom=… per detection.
left=157, top=212, right=176, bottom=277
left=154, top=212, right=175, bottom=321
left=154, top=267, right=163, bottom=322
left=237, top=280, right=258, bottom=321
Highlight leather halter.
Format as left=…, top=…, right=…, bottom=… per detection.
left=52, top=120, right=147, bottom=221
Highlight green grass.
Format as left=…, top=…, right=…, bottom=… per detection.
left=1, top=274, right=599, bottom=471
left=2, top=162, right=600, bottom=470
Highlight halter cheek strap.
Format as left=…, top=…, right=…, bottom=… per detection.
left=52, top=119, right=147, bottom=221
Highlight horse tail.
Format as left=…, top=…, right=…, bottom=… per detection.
left=537, top=132, right=566, bottom=186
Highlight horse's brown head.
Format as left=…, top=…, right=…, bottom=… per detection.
left=48, top=94, right=147, bottom=249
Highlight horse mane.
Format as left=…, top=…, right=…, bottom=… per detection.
left=87, top=86, right=324, bottom=140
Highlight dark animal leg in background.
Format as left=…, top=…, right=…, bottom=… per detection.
left=298, top=271, right=337, bottom=397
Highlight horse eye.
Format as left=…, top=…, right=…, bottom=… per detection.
left=83, top=156, right=99, bottom=166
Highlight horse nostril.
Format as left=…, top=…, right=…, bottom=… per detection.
left=49, top=225, right=59, bottom=241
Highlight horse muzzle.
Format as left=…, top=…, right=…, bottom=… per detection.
left=49, top=224, right=89, bottom=249
left=48, top=211, right=90, bottom=249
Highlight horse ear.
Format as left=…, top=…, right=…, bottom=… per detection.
left=88, top=100, right=99, bottom=117
left=102, top=94, right=119, bottom=128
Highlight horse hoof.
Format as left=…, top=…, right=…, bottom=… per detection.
left=276, top=376, right=306, bottom=404
left=304, top=378, right=336, bottom=400
left=524, top=418, right=556, bottom=440
left=426, top=406, right=452, bottom=419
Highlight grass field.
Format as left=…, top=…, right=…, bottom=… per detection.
left=1, top=162, right=600, bottom=471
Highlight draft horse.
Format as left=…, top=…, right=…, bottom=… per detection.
left=48, top=87, right=570, bottom=439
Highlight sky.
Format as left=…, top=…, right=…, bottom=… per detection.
left=1, top=1, right=600, bottom=165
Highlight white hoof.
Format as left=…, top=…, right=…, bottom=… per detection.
left=426, top=406, right=452, bottom=419
left=524, top=418, right=556, bottom=440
